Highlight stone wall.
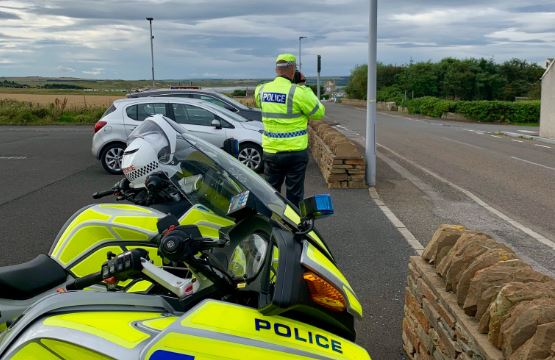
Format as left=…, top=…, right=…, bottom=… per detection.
left=308, top=121, right=366, bottom=189
left=403, top=225, right=555, bottom=360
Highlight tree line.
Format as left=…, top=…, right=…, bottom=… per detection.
left=345, top=58, right=545, bottom=103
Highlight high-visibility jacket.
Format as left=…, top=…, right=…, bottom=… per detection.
left=255, top=77, right=325, bottom=153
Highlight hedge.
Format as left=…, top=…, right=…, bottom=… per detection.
left=404, top=97, right=540, bottom=123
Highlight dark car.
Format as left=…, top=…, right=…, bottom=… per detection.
left=127, top=89, right=261, bottom=121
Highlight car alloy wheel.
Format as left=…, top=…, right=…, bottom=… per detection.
left=101, top=144, right=125, bottom=174
left=238, top=144, right=262, bottom=172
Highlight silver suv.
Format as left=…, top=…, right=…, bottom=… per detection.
left=92, top=97, right=264, bottom=174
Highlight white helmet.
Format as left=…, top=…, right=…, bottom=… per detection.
left=121, top=115, right=180, bottom=188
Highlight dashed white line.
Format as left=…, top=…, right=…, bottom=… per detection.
left=490, top=135, right=502, bottom=139
left=512, top=139, right=524, bottom=143
left=511, top=156, right=555, bottom=171
left=439, top=137, right=485, bottom=150
left=0, top=156, right=27, bottom=160
left=534, top=144, right=552, bottom=149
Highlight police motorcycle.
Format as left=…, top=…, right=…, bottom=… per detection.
left=0, top=115, right=371, bottom=359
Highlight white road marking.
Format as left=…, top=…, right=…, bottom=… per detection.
left=534, top=144, right=552, bottom=149
left=490, top=135, right=502, bottom=139
left=0, top=156, right=27, bottom=160
left=368, top=187, right=424, bottom=255
left=511, top=156, right=555, bottom=171
left=439, top=137, right=485, bottom=150
left=512, top=139, right=524, bottom=143
left=378, top=143, right=555, bottom=251
left=518, top=130, right=538, bottom=134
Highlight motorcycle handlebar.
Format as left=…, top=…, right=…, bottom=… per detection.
left=66, top=272, right=103, bottom=290
left=92, top=189, right=115, bottom=199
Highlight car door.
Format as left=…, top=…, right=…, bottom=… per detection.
left=169, top=103, right=229, bottom=147
left=123, top=102, right=169, bottom=136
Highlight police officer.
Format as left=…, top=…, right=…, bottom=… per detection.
left=255, top=53, right=325, bottom=207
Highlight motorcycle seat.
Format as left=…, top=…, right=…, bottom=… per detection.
left=0, top=254, right=66, bottom=300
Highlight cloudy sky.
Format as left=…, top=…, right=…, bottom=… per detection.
left=1, top=0, right=554, bottom=79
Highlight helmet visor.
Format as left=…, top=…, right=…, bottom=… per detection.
left=127, top=119, right=171, bottom=163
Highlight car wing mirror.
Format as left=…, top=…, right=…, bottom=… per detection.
left=211, top=118, right=222, bottom=129
left=299, top=194, right=334, bottom=221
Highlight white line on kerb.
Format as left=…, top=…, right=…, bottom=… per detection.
left=0, top=156, right=27, bottom=160
left=511, top=156, right=555, bottom=171
left=378, top=143, right=555, bottom=251
left=534, top=144, right=552, bottom=149
left=368, top=187, right=424, bottom=255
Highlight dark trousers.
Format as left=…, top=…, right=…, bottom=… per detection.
left=264, top=149, right=309, bottom=207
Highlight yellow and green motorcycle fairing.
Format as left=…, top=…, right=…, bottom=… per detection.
left=48, top=203, right=234, bottom=291
left=5, top=296, right=370, bottom=360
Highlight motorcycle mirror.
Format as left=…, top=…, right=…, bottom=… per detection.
left=211, top=118, right=222, bottom=129
left=299, top=194, right=334, bottom=221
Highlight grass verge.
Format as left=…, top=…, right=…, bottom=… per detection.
left=0, top=99, right=104, bottom=125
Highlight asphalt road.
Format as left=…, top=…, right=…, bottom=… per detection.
left=325, top=102, right=555, bottom=274
left=0, top=125, right=411, bottom=359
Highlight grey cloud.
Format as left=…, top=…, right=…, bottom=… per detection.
left=0, top=11, right=19, bottom=19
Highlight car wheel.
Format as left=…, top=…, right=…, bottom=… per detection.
left=100, top=143, right=125, bottom=175
left=238, top=143, right=263, bottom=172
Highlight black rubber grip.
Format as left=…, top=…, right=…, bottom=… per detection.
left=92, top=190, right=114, bottom=199
left=66, top=272, right=103, bottom=290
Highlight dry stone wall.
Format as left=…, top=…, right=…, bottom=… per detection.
left=404, top=225, right=555, bottom=360
left=308, top=121, right=366, bottom=189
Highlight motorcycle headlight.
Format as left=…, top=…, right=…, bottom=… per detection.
left=228, top=233, right=268, bottom=280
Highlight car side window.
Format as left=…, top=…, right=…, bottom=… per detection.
left=199, top=95, right=231, bottom=110
left=137, top=103, right=167, bottom=121
left=171, top=104, right=190, bottom=124
left=184, top=105, right=216, bottom=126
left=126, top=105, right=138, bottom=120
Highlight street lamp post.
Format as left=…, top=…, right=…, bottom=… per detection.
left=146, top=17, right=155, bottom=87
left=298, top=36, right=307, bottom=72
left=366, top=0, right=377, bottom=186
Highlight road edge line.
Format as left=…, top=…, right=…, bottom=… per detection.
left=368, top=187, right=424, bottom=255
left=378, top=143, right=555, bottom=251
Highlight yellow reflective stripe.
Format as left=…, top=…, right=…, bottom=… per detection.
left=308, top=103, right=320, bottom=116
left=112, top=227, right=150, bottom=241
left=287, top=84, right=297, bottom=114
left=69, top=245, right=123, bottom=277
left=51, top=208, right=111, bottom=257
left=342, top=286, right=363, bottom=318
left=261, top=112, right=303, bottom=119
left=59, top=226, right=115, bottom=265
left=43, top=312, right=161, bottom=349
left=11, top=342, right=60, bottom=360
left=40, top=338, right=112, bottom=360
left=113, top=215, right=159, bottom=233
left=284, top=205, right=301, bottom=224
left=126, top=280, right=153, bottom=293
